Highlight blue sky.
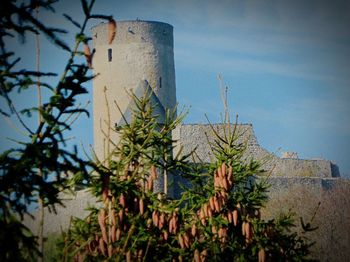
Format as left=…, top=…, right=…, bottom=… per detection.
left=1, top=0, right=350, bottom=177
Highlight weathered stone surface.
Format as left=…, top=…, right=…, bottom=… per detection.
left=174, top=124, right=336, bottom=178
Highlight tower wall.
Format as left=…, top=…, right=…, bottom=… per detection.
left=92, top=21, right=176, bottom=161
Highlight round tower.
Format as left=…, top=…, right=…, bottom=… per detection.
left=91, top=20, right=176, bottom=192
left=92, top=20, right=176, bottom=158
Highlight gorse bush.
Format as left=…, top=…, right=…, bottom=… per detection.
left=59, top=92, right=315, bottom=262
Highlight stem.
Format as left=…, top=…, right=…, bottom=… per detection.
left=35, top=6, right=44, bottom=262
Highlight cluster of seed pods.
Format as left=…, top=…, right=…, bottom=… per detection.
left=76, top=161, right=266, bottom=262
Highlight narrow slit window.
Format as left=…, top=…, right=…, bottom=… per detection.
left=159, top=77, right=162, bottom=89
left=108, top=48, right=112, bottom=62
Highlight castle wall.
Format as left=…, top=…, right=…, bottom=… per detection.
left=173, top=124, right=336, bottom=178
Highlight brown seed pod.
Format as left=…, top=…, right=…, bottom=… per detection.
left=116, top=228, right=121, bottom=241
left=209, top=196, right=215, bottom=211
left=111, top=225, right=116, bottom=243
left=242, top=221, right=246, bottom=236
left=200, top=249, right=207, bottom=262
left=99, top=237, right=106, bottom=256
left=184, top=232, right=190, bottom=248
left=111, top=209, right=116, bottom=226
left=233, top=210, right=238, bottom=226
left=126, top=250, right=131, bottom=262
left=211, top=225, right=217, bottom=235
left=137, top=249, right=144, bottom=260
left=191, top=224, right=197, bottom=237
left=159, top=212, right=165, bottom=229
left=98, top=209, right=108, bottom=243
left=119, top=193, right=126, bottom=208
left=258, top=248, right=266, bottom=262
left=150, top=165, right=157, bottom=180
left=147, top=178, right=153, bottom=191
left=245, top=222, right=251, bottom=241
left=207, top=207, right=212, bottom=218
left=178, top=234, right=185, bottom=249
left=221, top=162, right=227, bottom=177
left=217, top=165, right=223, bottom=179
left=228, top=165, right=233, bottom=180
left=108, top=245, right=113, bottom=257
left=163, top=230, right=169, bottom=240
left=83, top=43, right=92, bottom=68
left=108, top=19, right=116, bottom=44
left=213, top=196, right=220, bottom=212
left=227, top=211, right=233, bottom=223
left=194, top=249, right=201, bottom=262
left=118, top=209, right=124, bottom=225
left=152, top=210, right=159, bottom=227
left=222, top=177, right=228, bottom=191
left=147, top=218, right=152, bottom=229
left=139, top=198, right=145, bottom=215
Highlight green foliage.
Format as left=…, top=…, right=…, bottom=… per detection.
left=59, top=93, right=315, bottom=261
left=0, top=0, right=113, bottom=260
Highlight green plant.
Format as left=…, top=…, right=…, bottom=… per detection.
left=61, top=92, right=315, bottom=261
left=0, top=0, right=115, bottom=260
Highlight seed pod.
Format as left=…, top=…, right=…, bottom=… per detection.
left=245, top=222, right=251, bottom=241
left=203, top=204, right=208, bottom=218
left=191, top=224, right=197, bottom=237
left=111, top=209, right=116, bottom=226
left=159, top=212, right=165, bottom=229
left=217, top=165, right=223, bottom=178
left=233, top=210, right=238, bottom=226
left=119, top=193, right=126, bottom=208
left=111, top=225, right=116, bottom=242
left=207, top=207, right=212, bottom=218
left=83, top=43, right=92, bottom=68
left=169, top=217, right=174, bottom=233
left=184, top=233, right=190, bottom=248
left=150, top=165, right=157, bottom=180
left=126, top=250, right=131, bottom=262
left=139, top=198, right=145, bottom=215
left=209, top=197, right=215, bottom=211
left=213, top=196, right=220, bottom=212
left=178, top=234, right=185, bottom=249
left=200, top=249, right=207, bottom=262
left=116, top=228, right=121, bottom=241
left=194, top=249, right=201, bottom=262
left=222, top=177, right=228, bottom=191
left=258, top=248, right=266, bottom=262
left=108, top=245, right=113, bottom=257
left=152, top=210, right=159, bottom=227
left=98, top=209, right=108, bottom=243
left=137, top=249, right=143, bottom=260
left=211, top=225, right=217, bottom=235
left=118, top=209, right=124, bottom=225
left=163, top=230, right=169, bottom=240
left=228, top=165, right=233, bottom=180
left=99, top=237, right=106, bottom=256
left=147, top=178, right=153, bottom=191
left=221, top=162, right=227, bottom=177
left=242, top=221, right=246, bottom=236
left=227, top=211, right=233, bottom=223
left=108, top=19, right=116, bottom=44
left=147, top=218, right=152, bottom=229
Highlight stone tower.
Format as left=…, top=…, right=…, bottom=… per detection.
left=91, top=20, right=176, bottom=161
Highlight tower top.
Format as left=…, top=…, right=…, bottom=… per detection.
left=92, top=20, right=173, bottom=47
